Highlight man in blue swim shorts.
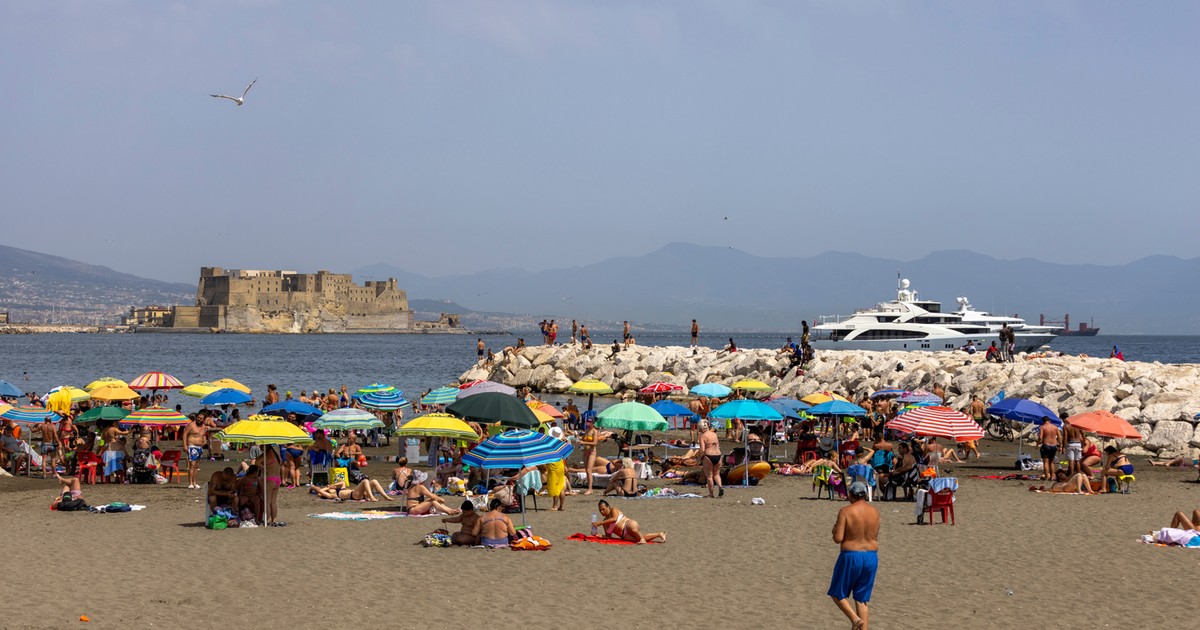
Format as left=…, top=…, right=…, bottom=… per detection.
left=829, top=481, right=880, bottom=629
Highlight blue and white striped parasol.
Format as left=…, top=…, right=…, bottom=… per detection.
left=1, top=405, right=62, bottom=424
left=358, top=390, right=409, bottom=411
left=462, top=429, right=573, bottom=470
left=312, top=408, right=384, bottom=431
left=421, top=387, right=460, bottom=406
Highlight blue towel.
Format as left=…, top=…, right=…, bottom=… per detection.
left=929, top=477, right=959, bottom=493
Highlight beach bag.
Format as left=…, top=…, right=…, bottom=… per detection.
left=330, top=467, right=349, bottom=487
left=207, top=514, right=228, bottom=530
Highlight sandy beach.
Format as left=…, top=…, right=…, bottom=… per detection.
left=2, top=435, right=1197, bottom=630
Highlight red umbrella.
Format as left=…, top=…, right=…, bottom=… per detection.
left=1066, top=410, right=1142, bottom=439
left=459, top=380, right=487, bottom=390
left=640, top=382, right=684, bottom=395
left=885, top=406, right=984, bottom=442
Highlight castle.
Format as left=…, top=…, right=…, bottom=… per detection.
left=169, top=267, right=415, bottom=333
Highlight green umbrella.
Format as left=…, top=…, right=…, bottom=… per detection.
left=76, top=406, right=130, bottom=423
left=446, top=392, right=538, bottom=429
left=595, top=402, right=669, bottom=432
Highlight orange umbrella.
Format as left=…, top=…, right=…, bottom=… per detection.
left=527, top=401, right=564, bottom=418
left=1066, top=410, right=1142, bottom=439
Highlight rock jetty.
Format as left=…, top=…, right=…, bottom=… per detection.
left=460, top=345, right=1200, bottom=459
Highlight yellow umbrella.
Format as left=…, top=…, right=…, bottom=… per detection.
left=88, top=385, right=142, bottom=402
left=394, top=413, right=480, bottom=441
left=217, top=415, right=313, bottom=445
left=732, top=379, right=775, bottom=393
left=568, top=379, right=614, bottom=394
left=182, top=382, right=221, bottom=398
left=801, top=391, right=850, bottom=405
left=212, top=378, right=252, bottom=394
left=84, top=377, right=129, bottom=391
left=529, top=408, right=557, bottom=424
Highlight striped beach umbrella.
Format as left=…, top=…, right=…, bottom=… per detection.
left=129, top=372, right=184, bottom=391
left=120, top=406, right=189, bottom=428
left=640, top=382, right=684, bottom=395
left=358, top=390, right=409, bottom=411
left=1, top=405, right=61, bottom=424
left=356, top=383, right=399, bottom=396
left=84, top=377, right=129, bottom=392
left=421, top=387, right=460, bottom=406
left=311, top=408, right=383, bottom=431
left=394, top=413, right=479, bottom=442
left=885, top=406, right=984, bottom=442
left=459, top=379, right=488, bottom=389
left=463, top=429, right=573, bottom=470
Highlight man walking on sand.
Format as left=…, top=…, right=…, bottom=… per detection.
left=829, top=482, right=880, bottom=629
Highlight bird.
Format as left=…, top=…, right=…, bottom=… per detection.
left=210, top=78, right=257, bottom=106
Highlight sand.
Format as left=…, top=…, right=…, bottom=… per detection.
left=3, top=437, right=1198, bottom=629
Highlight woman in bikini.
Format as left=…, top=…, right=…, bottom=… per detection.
left=403, top=470, right=457, bottom=515
left=1032, top=470, right=1098, bottom=494
left=256, top=446, right=284, bottom=526
left=281, top=441, right=305, bottom=488
left=312, top=479, right=393, bottom=502
left=471, top=498, right=517, bottom=548
left=1100, top=445, right=1135, bottom=493
left=593, top=499, right=665, bottom=544
left=698, top=420, right=723, bottom=498
left=580, top=418, right=601, bottom=495
left=1079, top=437, right=1103, bottom=476
left=602, top=458, right=645, bottom=497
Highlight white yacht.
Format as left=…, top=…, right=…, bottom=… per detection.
left=811, top=279, right=1056, bottom=352
left=951, top=296, right=1059, bottom=336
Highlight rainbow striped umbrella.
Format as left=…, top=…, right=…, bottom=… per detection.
left=358, top=390, right=409, bottom=411
left=120, top=406, right=188, bottom=428
left=885, top=406, right=984, bottom=442
left=1, top=405, right=61, bottom=424
left=129, top=372, right=184, bottom=391
left=311, top=408, right=383, bottom=431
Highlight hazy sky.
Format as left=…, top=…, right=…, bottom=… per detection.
left=2, top=1, right=1196, bottom=283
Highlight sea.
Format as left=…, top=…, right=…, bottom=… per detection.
left=1, top=332, right=1196, bottom=412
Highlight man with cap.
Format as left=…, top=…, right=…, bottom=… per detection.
left=829, top=481, right=880, bottom=629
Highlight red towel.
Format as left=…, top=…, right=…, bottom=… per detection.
left=566, top=533, right=659, bottom=545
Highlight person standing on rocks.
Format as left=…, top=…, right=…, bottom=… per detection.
left=571, top=319, right=578, bottom=344
left=580, top=323, right=591, bottom=347
left=623, top=321, right=631, bottom=345
left=690, top=319, right=699, bottom=348
left=477, top=338, right=485, bottom=363
left=549, top=320, right=558, bottom=345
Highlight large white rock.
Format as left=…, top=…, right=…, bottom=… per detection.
left=1145, top=421, right=1195, bottom=451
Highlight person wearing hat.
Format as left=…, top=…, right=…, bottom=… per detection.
left=402, top=470, right=458, bottom=515
left=829, top=481, right=880, bottom=629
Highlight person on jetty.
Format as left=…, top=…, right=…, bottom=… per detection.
left=690, top=319, right=699, bottom=348
left=828, top=481, right=879, bottom=630
left=698, top=420, right=723, bottom=498
left=472, top=498, right=517, bottom=548
left=593, top=499, right=665, bottom=544
left=442, top=500, right=480, bottom=545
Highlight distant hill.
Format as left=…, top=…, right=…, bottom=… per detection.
left=0, top=243, right=193, bottom=324
left=357, top=244, right=1200, bottom=334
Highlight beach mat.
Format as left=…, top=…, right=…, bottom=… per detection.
left=970, top=474, right=1038, bottom=481
left=309, top=510, right=435, bottom=521
left=566, top=533, right=660, bottom=545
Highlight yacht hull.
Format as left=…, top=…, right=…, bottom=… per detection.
left=811, top=333, right=1054, bottom=353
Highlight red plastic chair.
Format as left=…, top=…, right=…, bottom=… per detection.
left=158, top=450, right=182, bottom=483
left=924, top=488, right=956, bottom=525
left=76, top=452, right=101, bottom=484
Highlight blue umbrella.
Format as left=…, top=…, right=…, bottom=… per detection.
left=709, top=400, right=785, bottom=422
left=766, top=398, right=810, bottom=420
left=0, top=380, right=23, bottom=398
left=986, top=398, right=1061, bottom=426
left=463, top=430, right=574, bottom=470
left=262, top=400, right=324, bottom=417
left=806, top=400, right=867, bottom=417
left=650, top=400, right=698, bottom=420
left=691, top=383, right=732, bottom=398
left=358, top=390, right=410, bottom=411
left=199, top=388, right=253, bottom=406
left=870, top=388, right=906, bottom=399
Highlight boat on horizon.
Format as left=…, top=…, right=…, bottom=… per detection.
left=811, top=279, right=1057, bottom=353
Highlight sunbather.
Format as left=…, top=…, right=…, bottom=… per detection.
left=660, top=449, right=700, bottom=475
left=1169, top=509, right=1200, bottom=531
left=603, top=458, right=645, bottom=497
left=312, top=478, right=394, bottom=502
left=592, top=499, right=665, bottom=544
left=403, top=470, right=458, bottom=515
left=51, top=473, right=87, bottom=511
left=1030, top=471, right=1098, bottom=494
left=471, top=498, right=516, bottom=548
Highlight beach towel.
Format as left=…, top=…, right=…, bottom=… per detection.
left=88, top=503, right=145, bottom=513
left=1141, top=528, right=1200, bottom=548
left=621, top=488, right=701, bottom=499
left=969, top=474, right=1038, bottom=481
left=309, top=510, right=435, bottom=521
left=566, top=533, right=660, bottom=545
left=1027, top=487, right=1098, bottom=495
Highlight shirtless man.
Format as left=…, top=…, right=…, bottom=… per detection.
left=207, top=467, right=239, bottom=511
left=476, top=338, right=486, bottom=363
left=442, top=500, right=481, bottom=546
left=180, top=414, right=207, bottom=489
left=579, top=324, right=590, bottom=346
left=1037, top=417, right=1061, bottom=480
left=829, top=482, right=880, bottom=630
left=571, top=320, right=578, bottom=345
left=690, top=319, right=699, bottom=348
left=1063, top=421, right=1085, bottom=475
left=38, top=415, right=62, bottom=478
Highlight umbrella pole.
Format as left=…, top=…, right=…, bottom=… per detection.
left=743, top=420, right=749, bottom=488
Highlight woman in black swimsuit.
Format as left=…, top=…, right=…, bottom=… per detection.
left=698, top=420, right=724, bottom=498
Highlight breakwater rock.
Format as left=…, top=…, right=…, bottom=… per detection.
left=459, top=345, right=1200, bottom=458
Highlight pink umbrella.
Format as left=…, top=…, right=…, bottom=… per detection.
left=639, top=382, right=684, bottom=395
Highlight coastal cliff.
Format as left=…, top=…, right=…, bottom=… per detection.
left=460, top=345, right=1200, bottom=458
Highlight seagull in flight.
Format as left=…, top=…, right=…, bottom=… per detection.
left=210, top=78, right=257, bottom=106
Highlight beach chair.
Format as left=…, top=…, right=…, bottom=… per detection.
left=846, top=463, right=877, bottom=501
left=796, top=437, right=819, bottom=464
left=923, top=488, right=956, bottom=525
left=158, top=450, right=182, bottom=484
left=308, top=450, right=332, bottom=486
left=76, top=451, right=101, bottom=484
left=838, top=440, right=860, bottom=469
left=813, top=465, right=840, bottom=500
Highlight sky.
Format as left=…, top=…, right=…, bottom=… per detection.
left=1, top=1, right=1197, bottom=283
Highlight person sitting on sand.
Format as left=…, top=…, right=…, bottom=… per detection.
left=238, top=464, right=264, bottom=524
left=592, top=499, right=665, bottom=544
left=472, top=498, right=517, bottom=548
left=312, top=478, right=394, bottom=502
left=603, top=457, right=646, bottom=497
left=442, top=500, right=481, bottom=546
left=1169, top=509, right=1200, bottom=531
left=403, top=470, right=458, bottom=515
left=208, top=467, right=239, bottom=511
left=1031, top=470, right=1098, bottom=494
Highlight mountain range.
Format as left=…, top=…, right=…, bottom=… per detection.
left=1, top=241, right=1196, bottom=334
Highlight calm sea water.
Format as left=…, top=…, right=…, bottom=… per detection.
left=1, top=332, right=1196, bottom=412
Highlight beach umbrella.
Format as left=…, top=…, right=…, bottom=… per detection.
left=218, top=415, right=314, bottom=527
left=0, top=380, right=25, bottom=399
left=211, top=378, right=251, bottom=394
left=870, top=389, right=905, bottom=399
left=421, top=387, right=461, bottom=406
left=463, top=429, right=573, bottom=526
left=358, top=390, right=409, bottom=411
left=356, top=383, right=399, bottom=396
left=1066, top=410, right=1143, bottom=440
left=569, top=379, right=614, bottom=412
left=84, top=377, right=128, bottom=392
left=182, top=382, right=221, bottom=398
left=76, top=406, right=130, bottom=423
left=457, top=381, right=517, bottom=399
left=897, top=390, right=943, bottom=404
left=709, top=400, right=784, bottom=486
left=986, top=398, right=1062, bottom=426
left=0, top=403, right=11, bottom=418
left=394, top=413, right=479, bottom=442
left=262, top=400, right=324, bottom=417
left=885, top=406, right=984, bottom=442
left=640, top=382, right=684, bottom=395
left=88, top=385, right=141, bottom=402
left=650, top=400, right=698, bottom=430
left=731, top=379, right=775, bottom=393
left=446, top=392, right=539, bottom=429
left=1, top=405, right=61, bottom=424
left=765, top=398, right=810, bottom=420
left=806, top=400, right=867, bottom=417
left=120, top=407, right=188, bottom=428
left=801, top=391, right=850, bottom=405
left=312, top=407, right=384, bottom=431
left=459, top=379, right=488, bottom=390
left=690, top=383, right=732, bottom=398
left=200, top=388, right=254, bottom=406
left=527, top=401, right=564, bottom=419
left=46, top=387, right=88, bottom=414
left=597, top=402, right=670, bottom=432
left=129, top=372, right=185, bottom=391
